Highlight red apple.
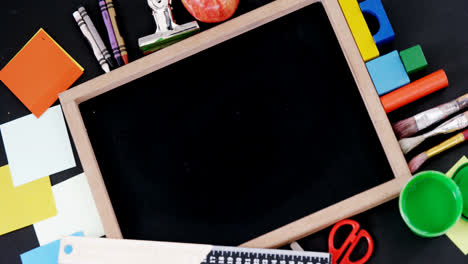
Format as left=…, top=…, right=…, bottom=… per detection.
left=182, top=0, right=240, bottom=23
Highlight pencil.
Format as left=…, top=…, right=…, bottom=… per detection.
left=105, top=0, right=128, bottom=64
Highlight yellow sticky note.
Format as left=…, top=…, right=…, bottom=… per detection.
left=0, top=165, right=57, bottom=236
left=445, top=156, right=468, bottom=255
left=338, top=0, right=379, bottom=62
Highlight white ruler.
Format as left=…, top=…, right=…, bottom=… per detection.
left=58, top=236, right=330, bottom=264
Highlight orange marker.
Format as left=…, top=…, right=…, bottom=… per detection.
left=380, top=69, right=448, bottom=113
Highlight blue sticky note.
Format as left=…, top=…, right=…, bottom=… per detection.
left=366, top=50, right=410, bottom=96
left=20, top=232, right=83, bottom=264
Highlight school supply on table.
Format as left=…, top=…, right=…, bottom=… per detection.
left=73, top=11, right=110, bottom=73
left=78, top=6, right=115, bottom=69
left=328, top=219, right=373, bottom=264
left=399, top=111, right=468, bottom=154
left=0, top=105, right=75, bottom=187
left=399, top=171, right=463, bottom=237
left=366, top=50, right=410, bottom=96
left=290, top=241, right=305, bottom=251
left=365, top=45, right=426, bottom=97
left=139, top=0, right=200, bottom=54
left=105, top=0, right=128, bottom=64
left=380, top=69, right=448, bottom=113
left=0, top=29, right=83, bottom=118
left=453, top=163, right=468, bottom=220
left=393, top=93, right=468, bottom=138
left=59, top=0, right=412, bottom=246
left=1, top=105, right=76, bottom=187
left=20, top=232, right=83, bottom=264
left=33, top=173, right=104, bottom=246
left=399, top=45, right=428, bottom=74
left=446, top=156, right=468, bottom=255
left=408, top=128, right=468, bottom=173
left=58, top=236, right=331, bottom=264
left=99, top=0, right=123, bottom=66
left=0, top=165, right=56, bottom=236
left=359, top=0, right=394, bottom=46
left=338, top=0, right=379, bottom=61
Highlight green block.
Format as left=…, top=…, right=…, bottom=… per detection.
left=399, top=45, right=428, bottom=74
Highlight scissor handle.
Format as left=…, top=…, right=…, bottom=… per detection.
left=328, top=220, right=360, bottom=264
left=340, top=229, right=374, bottom=264
left=328, top=219, right=373, bottom=264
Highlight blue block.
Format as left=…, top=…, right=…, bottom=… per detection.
left=20, top=232, right=83, bottom=264
left=360, top=0, right=395, bottom=46
left=366, top=50, right=410, bottom=96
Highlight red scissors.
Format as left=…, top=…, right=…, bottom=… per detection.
left=328, top=219, right=374, bottom=264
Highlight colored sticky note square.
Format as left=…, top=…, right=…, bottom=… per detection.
left=20, top=232, right=83, bottom=264
left=0, top=165, right=57, bottom=236
left=399, top=45, right=428, bottom=74
left=34, top=173, right=105, bottom=246
left=0, top=28, right=83, bottom=118
left=366, top=50, right=410, bottom=95
left=445, top=156, right=468, bottom=255
left=0, top=105, right=76, bottom=187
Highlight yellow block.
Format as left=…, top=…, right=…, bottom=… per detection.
left=338, top=0, right=379, bottom=61
left=445, top=156, right=468, bottom=255
left=0, top=165, right=57, bottom=236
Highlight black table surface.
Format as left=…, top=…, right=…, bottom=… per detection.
left=1, top=0, right=468, bottom=263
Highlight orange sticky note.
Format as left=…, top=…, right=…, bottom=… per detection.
left=0, top=28, right=84, bottom=117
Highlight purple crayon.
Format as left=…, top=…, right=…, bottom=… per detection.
left=99, top=0, right=123, bottom=66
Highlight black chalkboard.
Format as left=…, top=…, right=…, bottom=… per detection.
left=2, top=0, right=468, bottom=263
left=80, top=3, right=393, bottom=245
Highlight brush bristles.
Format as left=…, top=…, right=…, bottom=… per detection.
left=393, top=117, right=418, bottom=139
left=399, top=135, right=426, bottom=154
left=408, top=152, right=428, bottom=173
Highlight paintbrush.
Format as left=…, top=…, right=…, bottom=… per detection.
left=393, top=93, right=468, bottom=139
left=399, top=111, right=468, bottom=154
left=408, top=128, right=468, bottom=173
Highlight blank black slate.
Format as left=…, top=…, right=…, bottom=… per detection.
left=80, top=3, right=393, bottom=246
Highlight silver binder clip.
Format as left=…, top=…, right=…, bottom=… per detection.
left=139, top=0, right=200, bottom=54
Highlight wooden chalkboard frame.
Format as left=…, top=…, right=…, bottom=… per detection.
left=59, top=0, right=411, bottom=248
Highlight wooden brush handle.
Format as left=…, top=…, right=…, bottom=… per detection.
left=426, top=131, right=467, bottom=158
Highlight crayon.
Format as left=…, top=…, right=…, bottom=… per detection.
left=73, top=11, right=110, bottom=73
left=105, top=0, right=128, bottom=64
left=78, top=6, right=115, bottom=69
left=99, top=0, right=123, bottom=66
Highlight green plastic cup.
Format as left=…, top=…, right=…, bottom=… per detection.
left=399, top=170, right=463, bottom=237
left=452, top=164, right=468, bottom=221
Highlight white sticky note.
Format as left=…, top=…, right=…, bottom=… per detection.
left=33, top=173, right=105, bottom=245
left=0, top=105, right=76, bottom=187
